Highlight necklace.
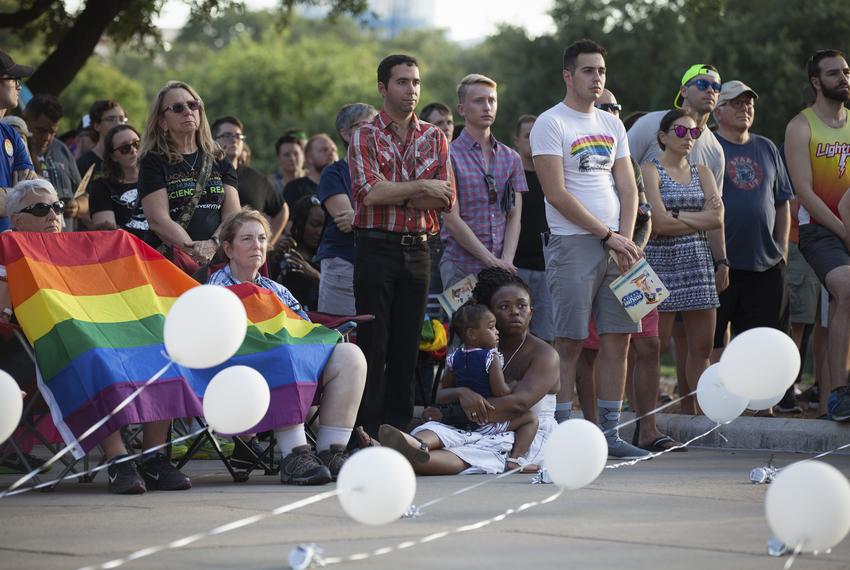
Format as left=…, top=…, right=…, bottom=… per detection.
left=183, top=150, right=200, bottom=172
left=502, top=331, right=528, bottom=371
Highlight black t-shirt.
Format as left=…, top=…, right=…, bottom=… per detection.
left=237, top=164, right=284, bottom=217
left=138, top=150, right=238, bottom=244
left=88, top=177, right=152, bottom=242
left=283, top=176, right=318, bottom=212
left=76, top=150, right=102, bottom=178
left=514, top=170, right=549, bottom=271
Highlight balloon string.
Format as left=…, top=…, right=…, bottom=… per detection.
left=74, top=489, right=340, bottom=570
left=0, top=425, right=207, bottom=498
left=603, top=389, right=698, bottom=435
left=416, top=464, right=524, bottom=512
left=783, top=541, right=805, bottom=570
left=4, top=358, right=174, bottom=494
left=808, top=442, right=850, bottom=462
left=319, top=489, right=564, bottom=565
left=605, top=423, right=721, bottom=469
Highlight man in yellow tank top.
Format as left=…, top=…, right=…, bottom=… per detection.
left=785, top=49, right=850, bottom=422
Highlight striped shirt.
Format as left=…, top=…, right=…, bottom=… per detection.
left=441, top=129, right=528, bottom=274
left=207, top=263, right=309, bottom=321
left=348, top=110, right=453, bottom=234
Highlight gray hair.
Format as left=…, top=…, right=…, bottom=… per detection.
left=335, top=103, right=378, bottom=137
left=6, top=179, right=59, bottom=216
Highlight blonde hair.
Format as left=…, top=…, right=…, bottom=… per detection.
left=218, top=207, right=272, bottom=260
left=138, top=81, right=224, bottom=166
left=457, top=74, right=497, bottom=103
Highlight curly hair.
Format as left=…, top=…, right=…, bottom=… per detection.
left=472, top=267, right=531, bottom=308
left=450, top=303, right=493, bottom=342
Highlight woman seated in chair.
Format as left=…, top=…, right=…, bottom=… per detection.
left=207, top=207, right=366, bottom=485
left=0, top=179, right=189, bottom=494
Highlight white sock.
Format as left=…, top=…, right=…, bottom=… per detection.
left=316, top=426, right=353, bottom=452
left=275, top=424, right=308, bottom=457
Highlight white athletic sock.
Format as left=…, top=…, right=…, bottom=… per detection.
left=275, top=424, right=308, bottom=457
left=316, top=426, right=353, bottom=452
left=554, top=402, right=572, bottom=423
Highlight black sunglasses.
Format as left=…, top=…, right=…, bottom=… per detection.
left=484, top=174, right=497, bottom=204
left=113, top=140, right=140, bottom=155
left=160, top=100, right=202, bottom=115
left=19, top=201, right=64, bottom=217
left=595, top=103, right=622, bottom=113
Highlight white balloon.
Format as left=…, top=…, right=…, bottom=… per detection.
left=543, top=419, right=608, bottom=490
left=164, top=285, right=247, bottom=369
left=719, top=327, right=800, bottom=400
left=747, top=391, right=784, bottom=411
left=0, top=369, right=23, bottom=444
left=696, top=364, right=748, bottom=424
left=337, top=447, right=416, bottom=526
left=202, top=366, right=270, bottom=434
left=766, top=461, right=850, bottom=552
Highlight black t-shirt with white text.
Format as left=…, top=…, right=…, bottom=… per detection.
left=88, top=177, right=151, bottom=242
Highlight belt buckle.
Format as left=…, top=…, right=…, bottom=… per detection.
left=400, top=234, right=414, bottom=246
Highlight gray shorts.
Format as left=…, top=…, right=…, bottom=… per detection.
left=786, top=242, right=820, bottom=325
left=318, top=257, right=355, bottom=315
left=544, top=234, right=640, bottom=340
left=516, top=267, right=554, bottom=342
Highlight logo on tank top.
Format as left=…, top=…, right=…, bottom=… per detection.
left=570, top=134, right=614, bottom=172
left=815, top=142, right=850, bottom=177
left=726, top=156, right=763, bottom=191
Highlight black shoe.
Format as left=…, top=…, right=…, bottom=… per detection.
left=138, top=452, right=192, bottom=491
left=279, top=445, right=331, bottom=485
left=776, top=387, right=803, bottom=414
left=230, top=437, right=268, bottom=471
left=316, top=444, right=348, bottom=481
left=107, top=455, right=146, bottom=495
left=0, top=452, right=51, bottom=474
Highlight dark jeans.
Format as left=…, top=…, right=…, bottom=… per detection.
left=354, top=233, right=430, bottom=437
left=713, top=260, right=788, bottom=348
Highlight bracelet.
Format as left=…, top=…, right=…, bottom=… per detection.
left=601, top=229, right=613, bottom=243
left=714, top=257, right=729, bottom=270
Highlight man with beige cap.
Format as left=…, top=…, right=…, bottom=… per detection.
left=711, top=80, right=793, bottom=377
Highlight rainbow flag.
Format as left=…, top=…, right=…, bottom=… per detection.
left=0, top=231, right=340, bottom=458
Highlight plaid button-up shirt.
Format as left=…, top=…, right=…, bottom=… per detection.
left=348, top=110, right=453, bottom=234
left=441, top=129, right=528, bottom=275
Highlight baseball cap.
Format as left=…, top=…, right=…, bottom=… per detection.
left=1, top=115, right=31, bottom=137
left=718, top=80, right=759, bottom=105
left=0, top=50, right=33, bottom=79
left=673, top=64, right=721, bottom=108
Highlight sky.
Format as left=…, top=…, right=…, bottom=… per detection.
left=154, top=0, right=556, bottom=43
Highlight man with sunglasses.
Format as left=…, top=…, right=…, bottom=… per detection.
left=0, top=49, right=36, bottom=233
left=440, top=74, right=527, bottom=290
left=785, top=49, right=850, bottom=423
left=711, top=81, right=793, bottom=387
left=24, top=95, right=84, bottom=228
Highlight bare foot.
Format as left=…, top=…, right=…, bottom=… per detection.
left=355, top=426, right=379, bottom=448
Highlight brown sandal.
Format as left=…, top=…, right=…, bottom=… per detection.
left=378, top=424, right=430, bottom=464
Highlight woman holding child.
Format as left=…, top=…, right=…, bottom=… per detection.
left=378, top=268, right=559, bottom=474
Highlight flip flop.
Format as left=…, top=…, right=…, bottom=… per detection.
left=378, top=424, right=430, bottom=464
left=354, top=426, right=378, bottom=448
left=640, top=435, right=687, bottom=453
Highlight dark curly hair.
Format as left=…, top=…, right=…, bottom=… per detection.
left=472, top=267, right=531, bottom=308
left=451, top=303, right=493, bottom=342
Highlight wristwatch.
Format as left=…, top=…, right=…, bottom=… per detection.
left=714, top=257, right=730, bottom=270
left=601, top=228, right=614, bottom=243
left=671, top=208, right=680, bottom=219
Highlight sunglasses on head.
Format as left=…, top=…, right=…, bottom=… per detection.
left=20, top=201, right=64, bottom=217
left=484, top=174, right=497, bottom=204
left=688, top=78, right=722, bottom=93
left=595, top=103, right=622, bottom=113
left=113, top=140, right=140, bottom=155
left=670, top=125, right=703, bottom=139
left=160, top=100, right=201, bottom=114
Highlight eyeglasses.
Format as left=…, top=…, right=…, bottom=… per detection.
left=688, top=78, right=722, bottom=93
left=484, top=174, right=497, bottom=204
left=722, top=98, right=755, bottom=110
left=102, top=115, right=128, bottom=125
left=113, top=140, right=140, bottom=155
left=19, top=201, right=64, bottom=217
left=595, top=103, right=622, bottom=113
left=160, top=100, right=202, bottom=115
left=216, top=132, right=246, bottom=142
left=0, top=77, right=21, bottom=88
left=670, top=125, right=703, bottom=139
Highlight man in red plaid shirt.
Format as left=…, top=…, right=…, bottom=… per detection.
left=440, top=74, right=528, bottom=288
left=348, top=54, right=455, bottom=438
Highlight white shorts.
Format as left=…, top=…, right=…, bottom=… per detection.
left=412, top=421, right=514, bottom=474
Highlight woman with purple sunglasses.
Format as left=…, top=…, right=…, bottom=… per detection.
left=642, top=108, right=724, bottom=415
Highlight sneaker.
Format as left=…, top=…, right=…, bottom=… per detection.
left=279, top=445, right=332, bottom=485
left=168, top=441, right=189, bottom=461
left=230, top=437, right=268, bottom=471
left=827, top=386, right=850, bottom=422
left=776, top=388, right=803, bottom=414
left=316, top=444, right=348, bottom=481
left=0, top=452, right=52, bottom=474
left=107, top=455, right=146, bottom=495
left=607, top=437, right=651, bottom=460
left=192, top=436, right=235, bottom=459
left=800, top=384, right=820, bottom=409
left=138, top=452, right=192, bottom=491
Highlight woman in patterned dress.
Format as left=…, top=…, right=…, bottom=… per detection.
left=642, top=109, right=723, bottom=414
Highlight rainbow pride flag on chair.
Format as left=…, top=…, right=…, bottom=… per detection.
left=0, top=231, right=340, bottom=458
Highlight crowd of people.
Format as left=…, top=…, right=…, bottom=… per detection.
left=0, top=40, right=849, bottom=494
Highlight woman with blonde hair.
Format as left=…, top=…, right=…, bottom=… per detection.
left=138, top=81, right=239, bottom=271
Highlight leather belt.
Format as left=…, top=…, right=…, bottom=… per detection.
left=356, top=229, right=428, bottom=246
